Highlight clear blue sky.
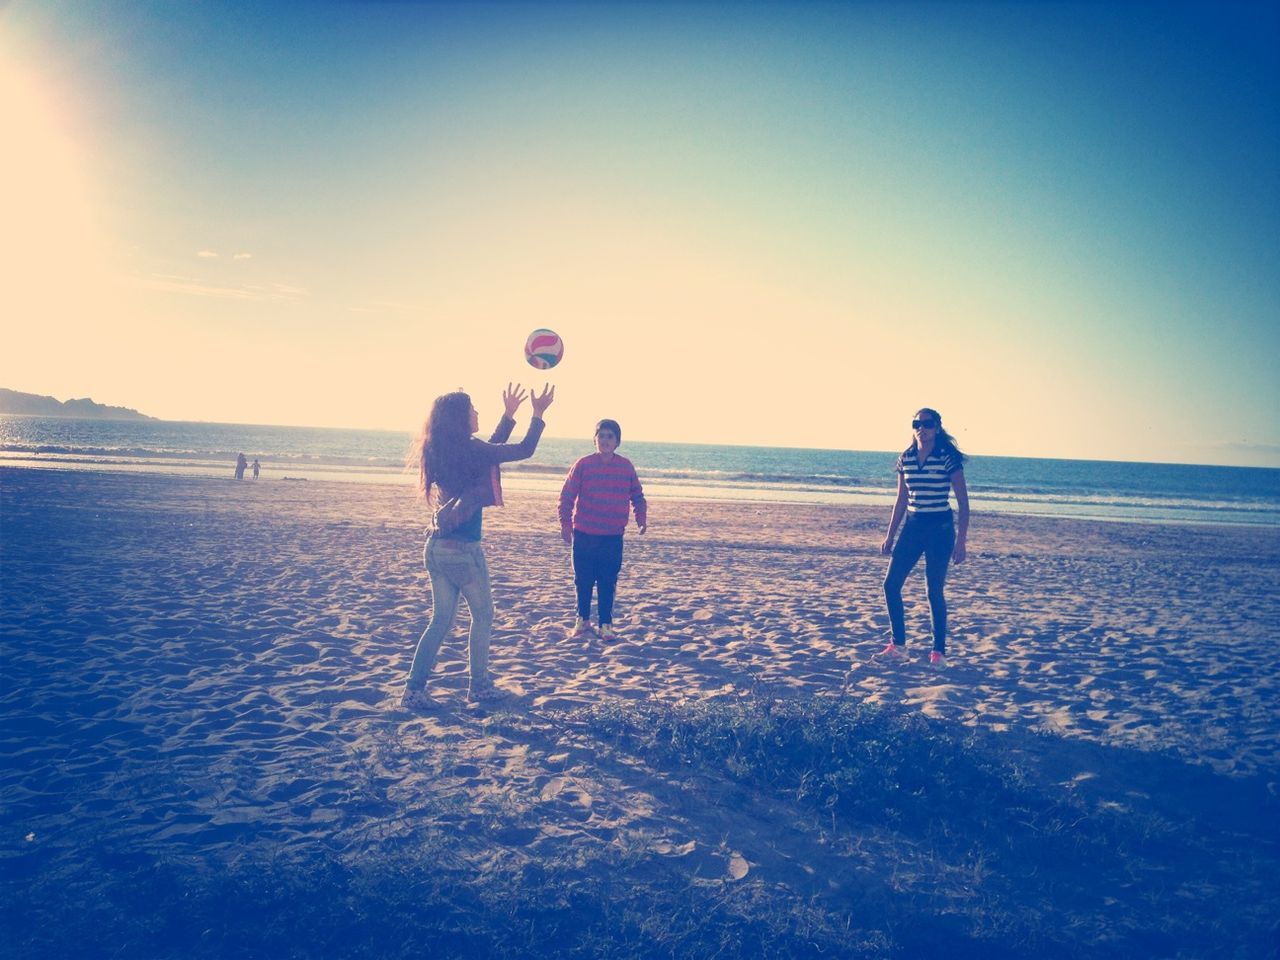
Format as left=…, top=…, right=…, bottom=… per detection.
left=3, top=0, right=1277, bottom=465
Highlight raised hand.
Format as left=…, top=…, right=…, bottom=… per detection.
left=529, top=383, right=556, bottom=416
left=502, top=383, right=528, bottom=418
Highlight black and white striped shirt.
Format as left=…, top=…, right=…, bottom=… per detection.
left=896, top=445, right=962, bottom=514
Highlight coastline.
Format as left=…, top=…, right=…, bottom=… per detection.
left=3, top=451, right=1278, bottom=528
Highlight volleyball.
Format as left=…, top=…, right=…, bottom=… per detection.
left=524, top=328, right=564, bottom=370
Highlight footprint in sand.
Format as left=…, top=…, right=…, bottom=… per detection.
left=666, top=842, right=752, bottom=881
left=650, top=839, right=697, bottom=857
left=904, top=683, right=961, bottom=719
left=537, top=776, right=594, bottom=822
left=539, top=776, right=591, bottom=804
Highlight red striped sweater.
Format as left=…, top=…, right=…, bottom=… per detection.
left=558, top=453, right=647, bottom=536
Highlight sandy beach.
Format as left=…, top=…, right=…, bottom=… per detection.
left=2, top=465, right=1278, bottom=958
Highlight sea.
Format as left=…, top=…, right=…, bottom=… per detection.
left=2, top=414, right=1279, bottom=527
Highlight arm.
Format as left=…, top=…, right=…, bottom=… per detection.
left=559, top=461, right=582, bottom=544
left=880, top=472, right=908, bottom=555
left=475, top=383, right=553, bottom=463
left=488, top=383, right=528, bottom=443
left=630, top=464, right=648, bottom=534
left=488, top=416, right=516, bottom=444
left=951, top=469, right=969, bottom=564
left=449, top=386, right=554, bottom=524
left=472, top=416, right=546, bottom=466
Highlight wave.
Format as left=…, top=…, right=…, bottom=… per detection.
left=0, top=444, right=407, bottom=470
left=5, top=444, right=1278, bottom=510
left=972, top=487, right=1279, bottom=515
left=4, top=424, right=1279, bottom=526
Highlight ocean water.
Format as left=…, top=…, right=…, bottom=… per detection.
left=2, top=414, right=1278, bottom=527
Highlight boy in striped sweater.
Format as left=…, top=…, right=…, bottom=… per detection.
left=558, top=419, right=647, bottom=641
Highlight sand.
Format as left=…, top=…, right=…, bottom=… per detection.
left=2, top=466, right=1278, bottom=956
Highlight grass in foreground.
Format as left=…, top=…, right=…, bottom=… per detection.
left=575, top=696, right=1279, bottom=957
left=3, top=696, right=1276, bottom=959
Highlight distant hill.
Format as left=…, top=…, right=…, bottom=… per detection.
left=0, top=388, right=157, bottom=421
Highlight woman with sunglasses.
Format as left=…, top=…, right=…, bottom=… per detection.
left=879, top=408, right=969, bottom=667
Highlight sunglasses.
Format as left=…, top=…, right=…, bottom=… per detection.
left=912, top=418, right=937, bottom=430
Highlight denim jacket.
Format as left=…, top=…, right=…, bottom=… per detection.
left=433, top=415, right=545, bottom=538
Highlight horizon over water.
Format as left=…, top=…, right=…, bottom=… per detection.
left=2, top=414, right=1279, bottom=527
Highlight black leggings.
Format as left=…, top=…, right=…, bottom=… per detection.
left=883, top=512, right=955, bottom=653
left=573, top=532, right=624, bottom=624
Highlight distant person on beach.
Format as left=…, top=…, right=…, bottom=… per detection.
left=251, top=458, right=260, bottom=479
left=879, top=407, right=969, bottom=668
left=401, top=383, right=555, bottom=709
left=558, top=419, right=647, bottom=642
left=234, top=452, right=247, bottom=480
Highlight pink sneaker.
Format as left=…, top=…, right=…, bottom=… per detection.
left=569, top=617, right=592, bottom=639
left=878, top=642, right=908, bottom=662
left=929, top=651, right=947, bottom=668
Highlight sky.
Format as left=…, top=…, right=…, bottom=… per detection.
left=2, top=0, right=1278, bottom=466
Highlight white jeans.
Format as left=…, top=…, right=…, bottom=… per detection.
left=406, top=538, right=493, bottom=688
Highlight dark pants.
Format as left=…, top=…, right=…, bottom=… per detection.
left=573, top=531, right=624, bottom=624
left=883, top=512, right=955, bottom=653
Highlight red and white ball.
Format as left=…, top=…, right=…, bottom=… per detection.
left=524, top=328, right=564, bottom=369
